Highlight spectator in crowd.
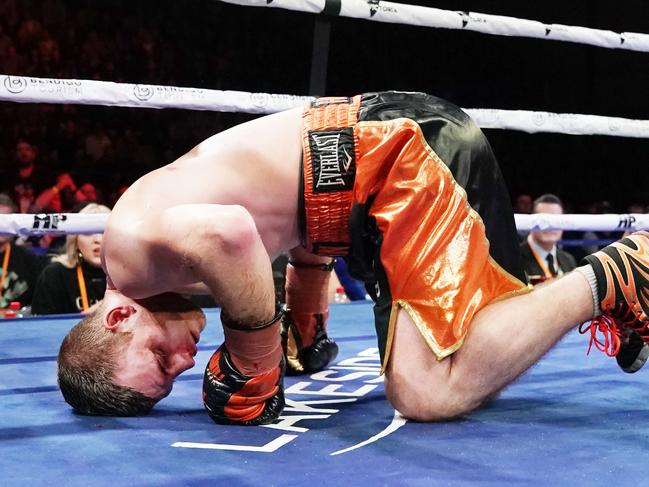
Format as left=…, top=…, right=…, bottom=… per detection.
left=34, top=177, right=97, bottom=253
left=0, top=193, right=48, bottom=309
left=520, top=194, right=576, bottom=285
left=627, top=202, right=647, bottom=215
left=53, top=117, right=82, bottom=168
left=33, top=171, right=80, bottom=213
left=0, top=1, right=18, bottom=32
left=75, top=182, right=100, bottom=203
left=513, top=193, right=533, bottom=241
left=31, top=203, right=110, bottom=314
left=0, top=23, right=20, bottom=73
left=513, top=193, right=533, bottom=214
left=37, top=35, right=62, bottom=75
left=108, top=184, right=129, bottom=209
left=84, top=123, right=113, bottom=164
left=3, top=139, right=52, bottom=213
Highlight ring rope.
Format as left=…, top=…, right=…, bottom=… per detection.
left=0, top=74, right=311, bottom=114
left=0, top=213, right=109, bottom=236
left=465, top=109, right=649, bottom=138
left=221, top=0, right=649, bottom=53
left=3, top=75, right=649, bottom=138
left=514, top=214, right=649, bottom=232
left=0, top=213, right=647, bottom=237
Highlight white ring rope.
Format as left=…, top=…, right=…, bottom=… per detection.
left=0, top=213, right=109, bottom=236
left=0, top=213, right=647, bottom=237
left=3, top=75, right=649, bottom=138
left=0, top=74, right=311, bottom=115
left=220, top=0, right=649, bottom=53
left=514, top=214, right=649, bottom=233
left=464, top=109, right=649, bottom=138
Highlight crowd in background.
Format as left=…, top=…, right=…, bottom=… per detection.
left=1, top=0, right=646, bottom=216
left=0, top=0, right=252, bottom=210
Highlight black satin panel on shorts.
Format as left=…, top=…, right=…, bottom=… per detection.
left=297, top=154, right=306, bottom=246
left=357, top=91, right=525, bottom=282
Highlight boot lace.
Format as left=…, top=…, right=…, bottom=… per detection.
left=578, top=315, right=621, bottom=357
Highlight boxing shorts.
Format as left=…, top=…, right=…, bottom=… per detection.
left=300, top=91, right=529, bottom=369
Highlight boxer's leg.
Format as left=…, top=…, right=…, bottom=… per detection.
left=384, top=271, right=592, bottom=421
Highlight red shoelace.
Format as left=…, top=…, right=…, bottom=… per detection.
left=579, top=305, right=649, bottom=357
left=579, top=315, right=621, bottom=357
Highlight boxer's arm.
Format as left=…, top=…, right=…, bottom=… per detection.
left=171, top=282, right=212, bottom=295
left=106, top=251, right=210, bottom=295
left=152, top=204, right=276, bottom=323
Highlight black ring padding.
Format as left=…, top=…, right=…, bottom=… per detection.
left=322, top=0, right=342, bottom=16
left=221, top=301, right=284, bottom=331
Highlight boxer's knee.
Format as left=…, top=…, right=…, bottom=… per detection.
left=384, top=365, right=480, bottom=422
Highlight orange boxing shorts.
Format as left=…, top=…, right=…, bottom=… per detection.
left=300, top=91, right=529, bottom=369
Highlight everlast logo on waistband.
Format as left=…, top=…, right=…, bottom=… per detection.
left=309, top=128, right=356, bottom=194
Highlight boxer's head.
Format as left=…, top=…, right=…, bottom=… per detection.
left=57, top=290, right=206, bottom=416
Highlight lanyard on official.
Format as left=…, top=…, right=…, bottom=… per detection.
left=529, top=244, right=557, bottom=279
left=75, top=264, right=89, bottom=312
left=0, top=242, right=11, bottom=296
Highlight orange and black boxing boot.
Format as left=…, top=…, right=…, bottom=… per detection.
left=281, top=261, right=339, bottom=375
left=203, top=306, right=285, bottom=425
left=580, top=231, right=649, bottom=373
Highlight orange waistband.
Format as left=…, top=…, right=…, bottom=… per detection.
left=301, top=96, right=362, bottom=256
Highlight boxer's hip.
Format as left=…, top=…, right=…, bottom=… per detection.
left=301, top=92, right=528, bottom=366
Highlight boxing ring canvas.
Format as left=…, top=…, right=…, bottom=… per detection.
left=2, top=302, right=649, bottom=486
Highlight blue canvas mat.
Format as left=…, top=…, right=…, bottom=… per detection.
left=2, top=303, right=649, bottom=486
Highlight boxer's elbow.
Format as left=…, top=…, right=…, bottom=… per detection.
left=204, top=205, right=260, bottom=257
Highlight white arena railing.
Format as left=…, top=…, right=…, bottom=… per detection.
left=1, top=213, right=647, bottom=236
left=220, top=0, right=649, bottom=53
left=3, top=75, right=649, bottom=138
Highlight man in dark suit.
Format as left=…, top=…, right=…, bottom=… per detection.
left=520, top=194, right=577, bottom=285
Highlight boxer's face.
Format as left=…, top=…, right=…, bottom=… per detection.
left=106, top=292, right=206, bottom=399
